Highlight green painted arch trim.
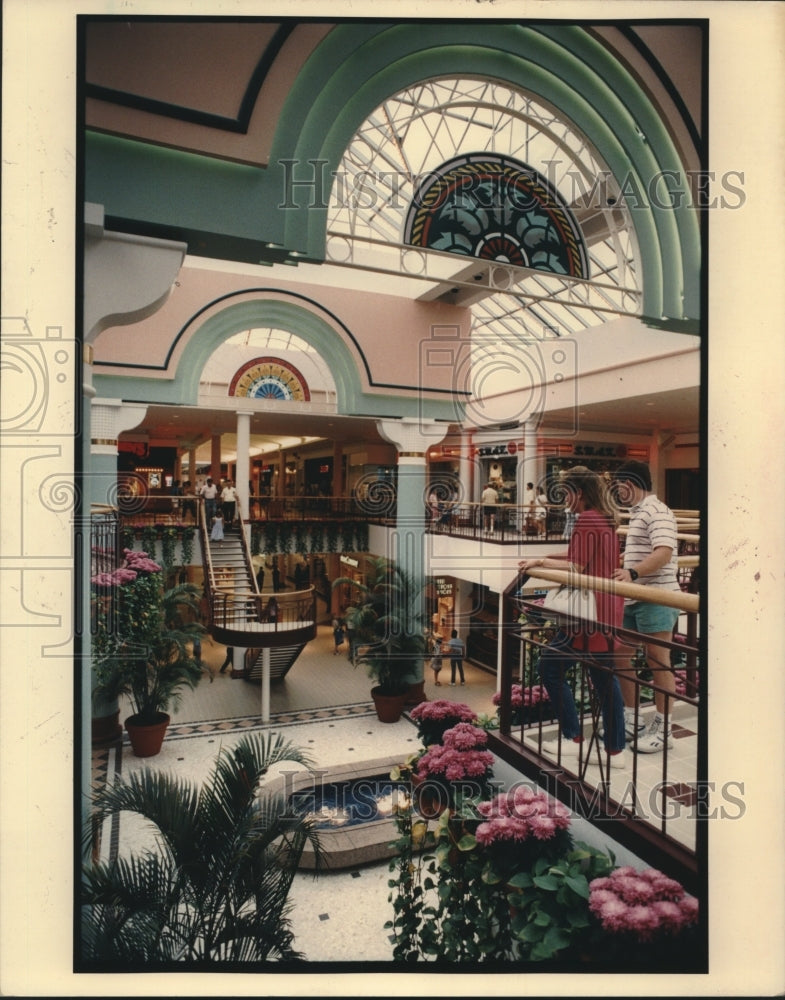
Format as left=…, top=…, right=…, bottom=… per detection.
left=274, top=21, right=699, bottom=326
left=93, top=293, right=462, bottom=422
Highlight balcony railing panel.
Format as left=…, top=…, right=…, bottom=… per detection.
left=492, top=566, right=703, bottom=893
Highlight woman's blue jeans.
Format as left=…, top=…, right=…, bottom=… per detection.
left=537, top=630, right=625, bottom=752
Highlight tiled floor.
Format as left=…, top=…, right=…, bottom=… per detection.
left=92, top=624, right=699, bottom=962
left=92, top=624, right=500, bottom=963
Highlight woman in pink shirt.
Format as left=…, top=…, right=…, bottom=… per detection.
left=519, top=466, right=625, bottom=766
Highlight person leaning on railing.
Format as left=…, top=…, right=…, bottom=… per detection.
left=611, top=460, right=682, bottom=754
left=519, top=465, right=627, bottom=768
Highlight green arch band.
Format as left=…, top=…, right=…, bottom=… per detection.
left=276, top=22, right=698, bottom=327
left=93, top=295, right=463, bottom=424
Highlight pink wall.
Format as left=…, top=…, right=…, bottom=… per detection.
left=93, top=263, right=472, bottom=397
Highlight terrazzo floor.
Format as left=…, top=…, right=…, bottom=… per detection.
left=92, top=622, right=700, bottom=965
left=92, top=624, right=500, bottom=965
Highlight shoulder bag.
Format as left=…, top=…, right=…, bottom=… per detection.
left=541, top=584, right=597, bottom=622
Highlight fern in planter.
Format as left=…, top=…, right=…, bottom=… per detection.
left=277, top=521, right=294, bottom=554
left=340, top=521, right=356, bottom=551
left=354, top=521, right=369, bottom=552
left=333, top=557, right=426, bottom=696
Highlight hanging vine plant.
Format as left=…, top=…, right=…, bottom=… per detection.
left=160, top=527, right=178, bottom=570
left=120, top=525, right=135, bottom=551
left=325, top=522, right=341, bottom=553
left=309, top=524, right=325, bottom=555
left=340, top=521, right=356, bottom=552
left=293, top=523, right=310, bottom=556
left=277, top=521, right=294, bottom=554
left=250, top=525, right=262, bottom=556
left=263, top=522, right=278, bottom=555
left=180, top=526, right=195, bottom=566
left=141, top=525, right=159, bottom=558
left=355, top=521, right=369, bottom=552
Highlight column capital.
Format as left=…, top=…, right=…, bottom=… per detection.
left=377, top=418, right=448, bottom=455
left=90, top=399, right=147, bottom=455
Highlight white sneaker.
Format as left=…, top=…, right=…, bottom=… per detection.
left=634, top=719, right=674, bottom=753
left=606, top=749, right=628, bottom=769
left=598, top=716, right=647, bottom=742
left=541, top=738, right=583, bottom=759
left=625, top=718, right=648, bottom=742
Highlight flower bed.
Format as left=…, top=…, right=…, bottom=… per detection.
left=409, top=699, right=478, bottom=746
left=492, top=683, right=556, bottom=727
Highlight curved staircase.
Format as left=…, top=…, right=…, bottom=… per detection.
left=199, top=510, right=316, bottom=680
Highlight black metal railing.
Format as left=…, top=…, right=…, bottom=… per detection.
left=491, top=566, right=703, bottom=893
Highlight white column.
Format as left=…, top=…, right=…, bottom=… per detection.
left=210, top=433, right=222, bottom=483
left=458, top=429, right=474, bottom=506
left=261, top=647, right=271, bottom=723
left=235, top=410, right=252, bottom=523
left=523, top=418, right=539, bottom=492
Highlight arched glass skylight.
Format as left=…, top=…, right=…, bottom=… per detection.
left=326, top=77, right=642, bottom=341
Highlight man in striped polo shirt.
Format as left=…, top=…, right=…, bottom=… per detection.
left=612, top=460, right=681, bottom=754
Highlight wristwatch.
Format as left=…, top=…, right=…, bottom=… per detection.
left=629, top=569, right=639, bottom=581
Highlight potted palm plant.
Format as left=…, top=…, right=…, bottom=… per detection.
left=81, top=730, right=323, bottom=963
left=334, top=557, right=426, bottom=723
left=92, top=548, right=206, bottom=757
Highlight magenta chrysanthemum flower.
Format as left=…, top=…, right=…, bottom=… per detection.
left=593, top=897, right=630, bottom=931
left=470, top=787, right=571, bottom=845
left=651, top=900, right=686, bottom=931
left=415, top=741, right=494, bottom=782
left=529, top=814, right=557, bottom=840
left=588, top=866, right=698, bottom=940
left=442, top=722, right=488, bottom=750
left=122, top=548, right=162, bottom=573
left=410, top=700, right=476, bottom=723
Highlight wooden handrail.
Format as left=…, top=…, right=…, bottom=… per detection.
left=519, top=566, right=699, bottom=613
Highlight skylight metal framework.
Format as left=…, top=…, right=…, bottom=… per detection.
left=326, top=77, right=643, bottom=341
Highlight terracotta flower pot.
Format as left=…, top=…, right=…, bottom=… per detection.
left=370, top=687, right=407, bottom=723
left=91, top=709, right=122, bottom=745
left=125, top=712, right=170, bottom=757
left=404, top=679, right=427, bottom=706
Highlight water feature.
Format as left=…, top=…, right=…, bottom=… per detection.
left=288, top=776, right=410, bottom=829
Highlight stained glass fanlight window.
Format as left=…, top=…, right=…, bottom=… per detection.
left=403, top=153, right=588, bottom=279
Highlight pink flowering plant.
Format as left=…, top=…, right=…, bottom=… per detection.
left=473, top=785, right=574, bottom=871
left=588, top=866, right=699, bottom=947
left=415, top=724, right=494, bottom=780
left=409, top=699, right=478, bottom=747
left=92, top=549, right=206, bottom=725
left=492, top=683, right=554, bottom=727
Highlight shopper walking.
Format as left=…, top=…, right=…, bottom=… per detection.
left=221, top=480, right=238, bottom=525
left=200, top=477, right=218, bottom=524
left=446, top=629, right=465, bottom=685
left=430, top=635, right=443, bottom=686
